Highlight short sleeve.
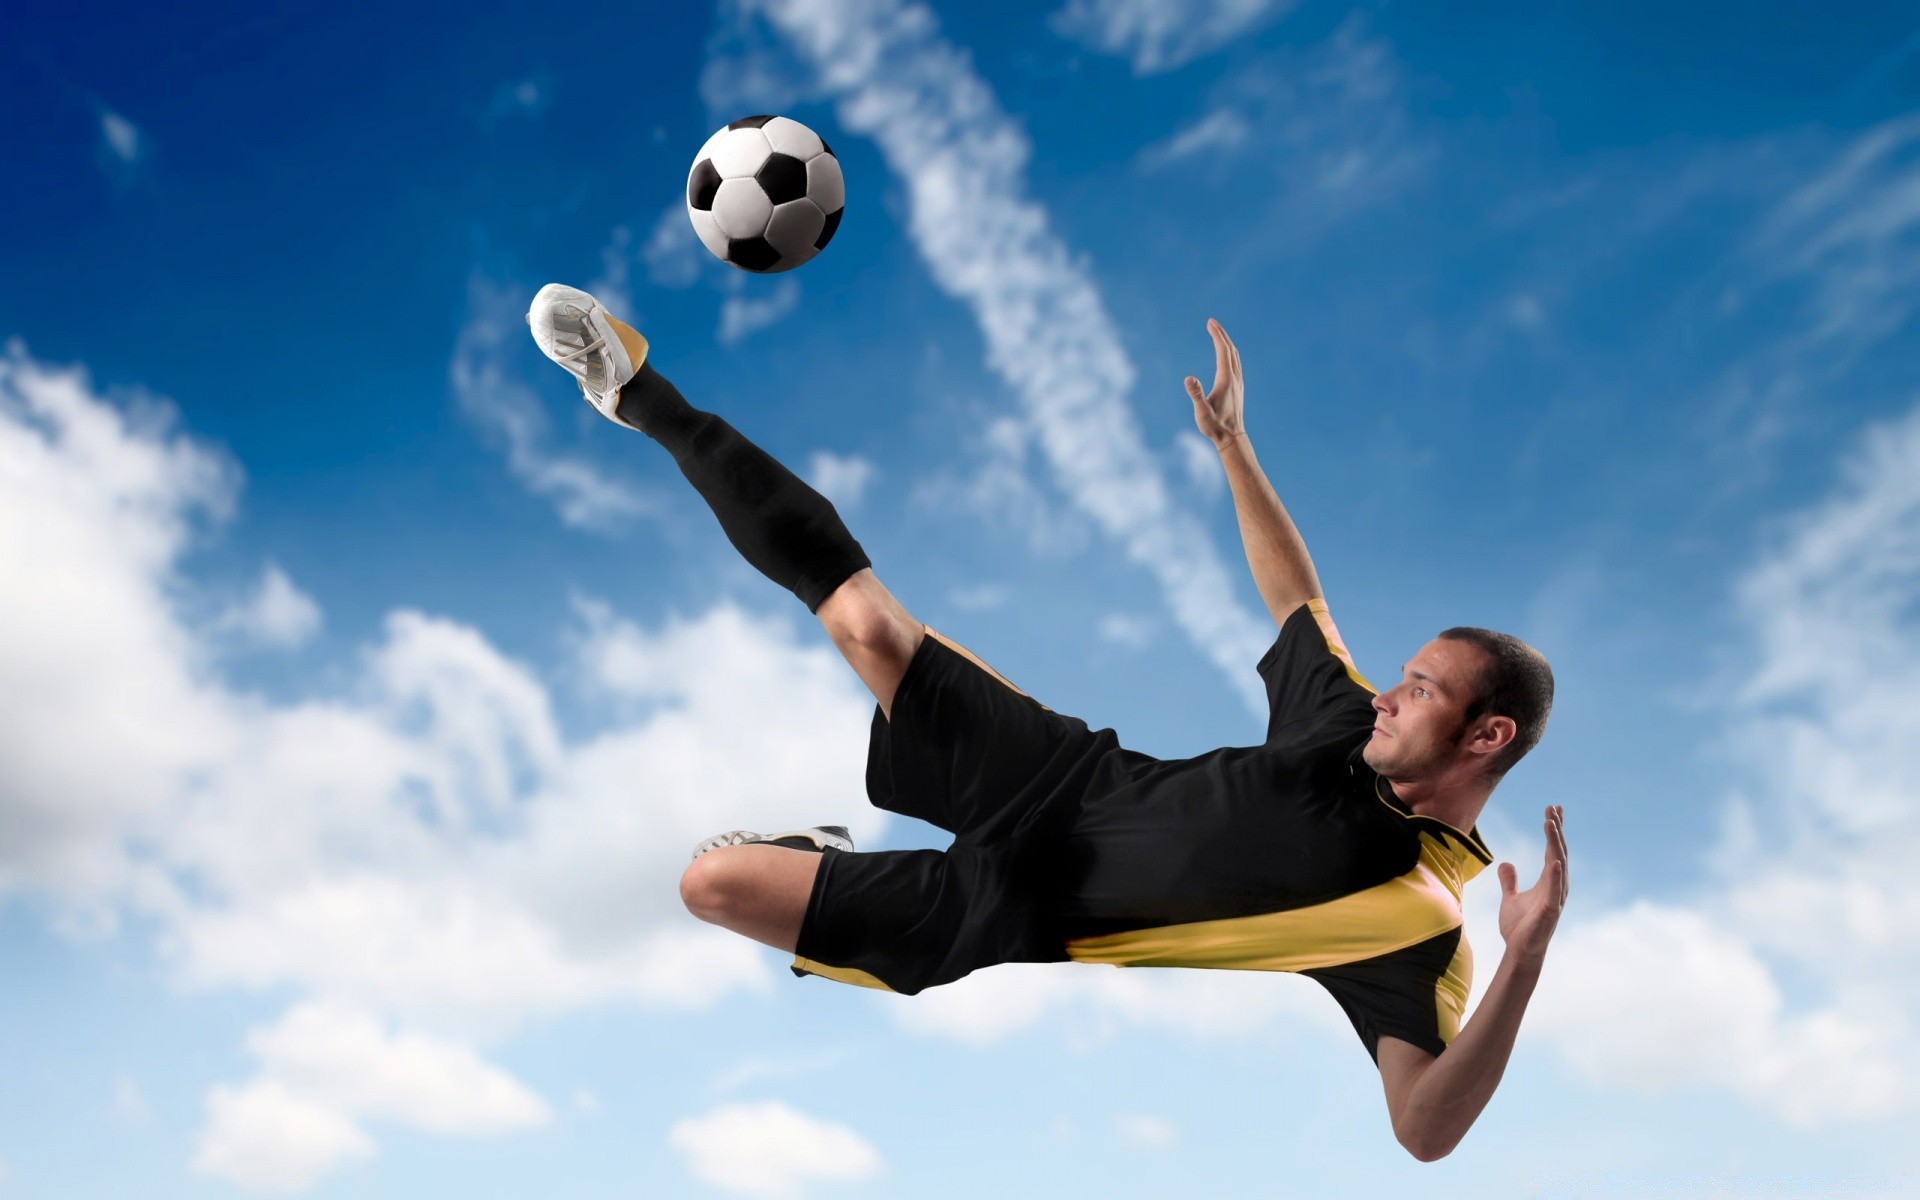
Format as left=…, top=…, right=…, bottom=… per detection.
left=1257, top=599, right=1377, bottom=741
left=1301, top=926, right=1470, bottom=1064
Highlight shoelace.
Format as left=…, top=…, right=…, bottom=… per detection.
left=551, top=325, right=607, bottom=385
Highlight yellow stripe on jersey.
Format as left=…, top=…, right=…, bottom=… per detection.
left=1306, top=597, right=1376, bottom=694
left=790, top=956, right=898, bottom=992
left=1063, top=832, right=1468, bottom=974
left=1434, top=921, right=1473, bottom=1044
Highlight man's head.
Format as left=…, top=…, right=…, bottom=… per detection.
left=1361, top=628, right=1554, bottom=786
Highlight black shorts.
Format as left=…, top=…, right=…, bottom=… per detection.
left=791, top=626, right=1136, bottom=994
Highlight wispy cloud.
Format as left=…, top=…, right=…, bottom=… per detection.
left=668, top=1101, right=884, bottom=1199
left=1050, top=0, right=1293, bottom=75
left=719, top=276, right=803, bottom=344
left=1749, top=113, right=1920, bottom=365
left=94, top=103, right=150, bottom=184
left=732, top=0, right=1276, bottom=713
left=1137, top=18, right=1429, bottom=225
left=450, top=273, right=658, bottom=532
left=1136, top=106, right=1251, bottom=170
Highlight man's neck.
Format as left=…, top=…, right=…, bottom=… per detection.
left=1388, top=775, right=1491, bottom=834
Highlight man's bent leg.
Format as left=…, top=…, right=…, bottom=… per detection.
left=679, top=843, right=822, bottom=953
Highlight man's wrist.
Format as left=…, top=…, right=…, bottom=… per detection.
left=1214, top=430, right=1249, bottom=450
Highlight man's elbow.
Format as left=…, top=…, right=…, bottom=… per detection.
left=1395, top=1124, right=1454, bottom=1163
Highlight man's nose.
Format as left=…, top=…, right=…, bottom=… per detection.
left=1372, top=690, right=1393, bottom=715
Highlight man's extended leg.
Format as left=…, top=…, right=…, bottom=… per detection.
left=528, top=283, right=924, bottom=718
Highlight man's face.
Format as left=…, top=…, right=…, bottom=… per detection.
left=1361, top=637, right=1490, bottom=780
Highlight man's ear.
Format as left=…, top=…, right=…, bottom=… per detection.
left=1470, top=715, right=1516, bottom=758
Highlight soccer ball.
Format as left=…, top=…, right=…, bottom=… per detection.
left=686, top=115, right=845, bottom=274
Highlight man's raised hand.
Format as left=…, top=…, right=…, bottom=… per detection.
left=1497, top=805, right=1568, bottom=965
left=1185, top=318, right=1246, bottom=448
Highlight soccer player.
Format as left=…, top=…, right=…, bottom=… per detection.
left=528, top=284, right=1568, bottom=1160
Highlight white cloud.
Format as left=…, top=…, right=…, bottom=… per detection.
left=1528, top=902, right=1905, bottom=1129
left=733, top=0, right=1292, bottom=719
left=881, top=959, right=1334, bottom=1049
left=805, top=449, right=878, bottom=509
left=450, top=273, right=660, bottom=532
left=1114, top=1112, right=1178, bottom=1149
left=0, top=344, right=890, bottom=1182
left=214, top=562, right=322, bottom=649
left=195, top=1080, right=375, bottom=1195
left=719, top=276, right=804, bottom=344
left=669, top=1101, right=884, bottom=1199
left=1050, top=0, right=1292, bottom=75
left=193, top=1001, right=552, bottom=1188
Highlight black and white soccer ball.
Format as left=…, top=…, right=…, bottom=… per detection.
left=686, top=115, right=845, bottom=274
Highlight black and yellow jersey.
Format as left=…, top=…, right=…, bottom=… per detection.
left=1054, top=599, right=1493, bottom=1061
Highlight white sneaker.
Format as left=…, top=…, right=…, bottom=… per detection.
left=691, top=825, right=854, bottom=861
left=526, top=283, right=650, bottom=425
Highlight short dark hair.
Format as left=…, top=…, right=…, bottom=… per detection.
left=1436, top=627, right=1554, bottom=779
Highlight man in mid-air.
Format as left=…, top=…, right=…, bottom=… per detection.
left=527, top=283, right=1568, bottom=1161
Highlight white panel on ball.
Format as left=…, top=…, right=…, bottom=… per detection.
left=692, top=127, right=730, bottom=168
left=687, top=206, right=729, bottom=260
left=764, top=198, right=827, bottom=258
left=805, top=154, right=845, bottom=214
left=761, top=116, right=825, bottom=160
left=710, top=177, right=773, bottom=239
left=709, top=128, right=772, bottom=179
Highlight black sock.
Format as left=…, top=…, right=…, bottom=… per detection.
left=615, top=361, right=871, bottom=613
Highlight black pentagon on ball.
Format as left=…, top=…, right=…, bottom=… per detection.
left=814, top=205, right=843, bottom=250
left=727, top=114, right=775, bottom=129
left=728, top=236, right=782, bottom=272
left=755, top=153, right=809, bottom=205
left=820, top=136, right=834, bottom=156
left=688, top=159, right=722, bottom=211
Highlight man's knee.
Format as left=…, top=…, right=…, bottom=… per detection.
left=680, top=850, right=748, bottom=924
left=820, top=571, right=920, bottom=657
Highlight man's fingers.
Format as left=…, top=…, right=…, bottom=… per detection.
left=1210, top=320, right=1230, bottom=383
left=1185, top=376, right=1204, bottom=400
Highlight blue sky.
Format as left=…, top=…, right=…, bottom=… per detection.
left=4, top=0, right=1920, bottom=1195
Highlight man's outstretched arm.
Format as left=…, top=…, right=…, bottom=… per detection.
left=1381, top=805, right=1569, bottom=1160
left=1187, top=320, right=1322, bottom=627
